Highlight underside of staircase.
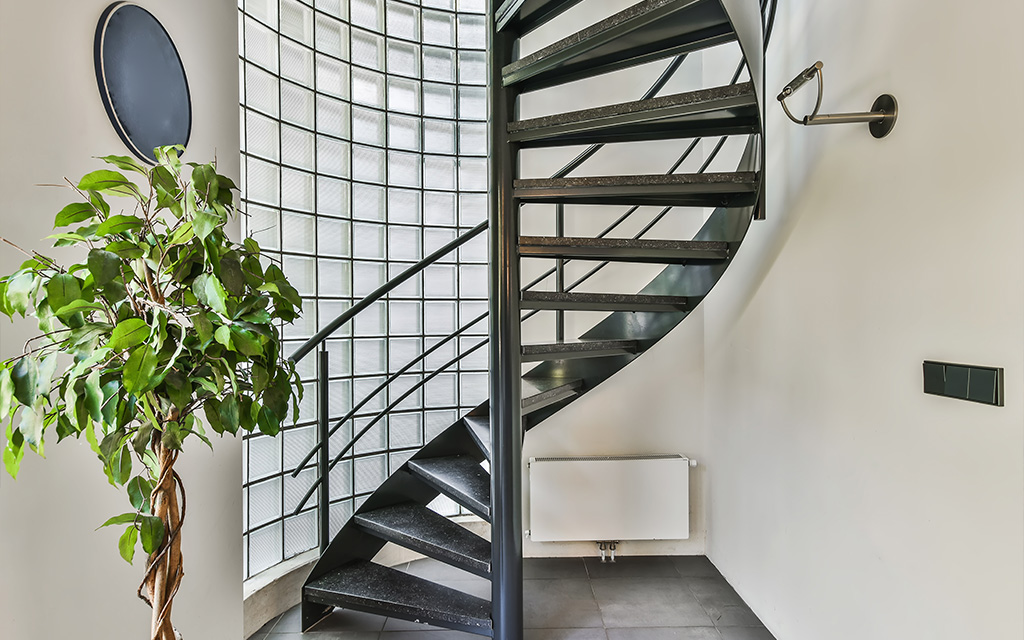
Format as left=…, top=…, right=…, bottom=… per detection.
left=297, top=0, right=768, bottom=636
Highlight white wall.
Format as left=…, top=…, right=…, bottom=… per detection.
left=704, top=1, right=1024, bottom=639
left=0, top=1, right=242, bottom=638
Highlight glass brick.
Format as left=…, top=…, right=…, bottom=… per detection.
left=423, top=46, right=456, bottom=83
left=423, top=0, right=455, bottom=10
left=424, top=264, right=456, bottom=297
left=247, top=434, right=282, bottom=481
left=353, top=67, right=386, bottom=107
left=317, top=217, right=350, bottom=257
left=459, top=85, right=486, bottom=119
left=390, top=375, right=423, bottom=410
left=388, top=189, right=421, bottom=224
left=424, top=373, right=457, bottom=407
left=315, top=14, right=348, bottom=58
left=424, top=155, right=456, bottom=190
left=280, top=39, right=314, bottom=86
left=423, top=119, right=456, bottom=154
left=457, top=50, right=486, bottom=85
left=327, top=339, right=354, bottom=377
left=317, top=136, right=351, bottom=178
left=388, top=151, right=421, bottom=188
left=457, top=0, right=486, bottom=14
left=423, top=9, right=455, bottom=45
left=458, top=121, right=486, bottom=155
left=352, top=106, right=386, bottom=146
left=317, top=258, right=351, bottom=297
left=246, top=111, right=280, bottom=162
left=281, top=211, right=315, bottom=253
left=386, top=2, right=420, bottom=40
left=388, top=413, right=423, bottom=449
left=316, top=55, right=350, bottom=99
left=283, top=510, right=318, bottom=557
left=354, top=338, right=387, bottom=375
left=280, top=0, right=313, bottom=45
left=457, top=13, right=486, bottom=49
left=425, top=409, right=458, bottom=438
left=390, top=450, right=415, bottom=473
left=354, top=454, right=387, bottom=495
left=245, top=0, right=278, bottom=27
left=316, top=0, right=348, bottom=20
left=244, top=17, right=278, bottom=73
left=281, top=81, right=315, bottom=128
left=387, top=40, right=420, bottom=78
left=424, top=192, right=457, bottom=226
left=353, top=378, right=386, bottom=413
left=459, top=157, right=487, bottom=191
left=389, top=301, right=422, bottom=335
left=245, top=204, right=280, bottom=250
left=388, top=114, right=421, bottom=151
left=423, top=83, right=455, bottom=118
left=352, top=28, right=385, bottom=70
left=459, top=264, right=487, bottom=298
left=458, top=231, right=487, bottom=263
left=249, top=521, right=283, bottom=575
left=424, top=301, right=457, bottom=335
left=352, top=183, right=386, bottom=220
left=283, top=255, right=316, bottom=296
left=353, top=260, right=386, bottom=296
left=282, top=125, right=314, bottom=170
left=249, top=477, right=282, bottom=528
left=245, top=63, right=279, bottom=117
left=387, top=225, right=421, bottom=260
left=318, top=177, right=350, bottom=217
left=459, top=336, right=488, bottom=368
left=353, top=222, right=386, bottom=259
left=246, top=157, right=280, bottom=205
left=351, top=0, right=384, bottom=32
left=388, top=77, right=421, bottom=115
left=460, top=372, right=488, bottom=406
left=329, top=378, right=353, bottom=417
left=283, top=426, right=317, bottom=471
left=459, top=192, right=487, bottom=225
left=282, top=168, right=314, bottom=211
left=388, top=262, right=421, bottom=297
left=389, top=337, right=423, bottom=372
left=316, top=95, right=350, bottom=138
left=352, top=144, right=386, bottom=183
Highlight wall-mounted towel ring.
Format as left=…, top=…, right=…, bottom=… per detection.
left=778, top=61, right=897, bottom=139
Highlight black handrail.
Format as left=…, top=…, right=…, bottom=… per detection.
left=281, top=0, right=780, bottom=528
left=288, top=219, right=488, bottom=364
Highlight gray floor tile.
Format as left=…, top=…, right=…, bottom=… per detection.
left=591, top=578, right=714, bottom=628
left=703, top=605, right=762, bottom=628
left=606, top=628, right=722, bottom=640
left=383, top=618, right=450, bottom=632
left=272, top=607, right=303, bottom=632
left=685, top=578, right=746, bottom=609
left=671, top=557, right=721, bottom=579
left=269, top=633, right=379, bottom=640
left=526, top=628, right=609, bottom=640
left=524, top=579, right=604, bottom=629
left=249, top=634, right=270, bottom=640
left=718, top=629, right=776, bottom=640
left=405, top=559, right=483, bottom=582
left=524, top=557, right=589, bottom=580
left=305, top=608, right=388, bottom=633
left=584, top=557, right=682, bottom=580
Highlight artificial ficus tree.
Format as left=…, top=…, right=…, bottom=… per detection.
left=0, top=146, right=303, bottom=640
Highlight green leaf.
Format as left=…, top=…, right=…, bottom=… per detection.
left=99, top=154, right=149, bottom=175
left=127, top=476, right=153, bottom=511
left=193, top=313, right=214, bottom=345
left=78, top=170, right=139, bottom=198
left=214, top=325, right=233, bottom=351
left=46, top=273, right=82, bottom=312
left=84, top=370, right=103, bottom=421
left=11, top=357, right=38, bottom=406
left=123, top=346, right=158, bottom=395
left=219, top=255, right=246, bottom=296
left=96, top=215, right=144, bottom=237
left=87, top=249, right=121, bottom=286
left=193, top=209, right=219, bottom=240
left=218, top=395, right=239, bottom=435
left=112, top=445, right=133, bottom=486
left=109, top=318, right=150, bottom=352
left=54, top=299, right=104, bottom=318
left=105, top=240, right=146, bottom=260
left=251, top=364, right=270, bottom=396
left=118, top=525, right=138, bottom=564
left=98, top=512, right=138, bottom=529
left=231, top=327, right=263, bottom=357
left=204, top=398, right=224, bottom=434
left=19, top=398, right=46, bottom=450
left=5, top=271, right=35, bottom=316
left=257, top=406, right=281, bottom=436
left=54, top=202, right=97, bottom=228
left=140, top=515, right=165, bottom=554
left=3, top=424, right=25, bottom=479
left=101, top=380, right=120, bottom=426
left=194, top=274, right=228, bottom=316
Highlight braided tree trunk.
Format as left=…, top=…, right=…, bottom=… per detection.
left=140, top=438, right=186, bottom=640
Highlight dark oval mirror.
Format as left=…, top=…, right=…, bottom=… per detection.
left=94, top=2, right=192, bottom=164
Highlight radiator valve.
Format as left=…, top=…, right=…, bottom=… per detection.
left=597, top=541, right=620, bottom=563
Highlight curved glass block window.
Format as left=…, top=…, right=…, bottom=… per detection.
left=239, top=0, right=488, bottom=579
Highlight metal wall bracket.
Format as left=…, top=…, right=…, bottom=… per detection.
left=778, top=61, right=898, bottom=138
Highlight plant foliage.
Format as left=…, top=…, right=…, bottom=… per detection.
left=0, top=146, right=302, bottom=563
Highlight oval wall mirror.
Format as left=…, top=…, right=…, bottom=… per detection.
left=94, top=2, right=192, bottom=164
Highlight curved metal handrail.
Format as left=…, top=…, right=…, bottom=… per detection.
left=285, top=0, right=780, bottom=518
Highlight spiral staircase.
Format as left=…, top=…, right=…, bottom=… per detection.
left=295, top=0, right=768, bottom=636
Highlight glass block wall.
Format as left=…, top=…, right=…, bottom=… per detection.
left=238, top=0, right=489, bottom=578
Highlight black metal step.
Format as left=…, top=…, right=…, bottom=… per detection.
left=522, top=339, right=640, bottom=362
left=520, top=236, right=729, bottom=264
left=515, top=172, right=758, bottom=208
left=354, top=503, right=491, bottom=579
left=508, top=82, right=758, bottom=147
left=503, top=0, right=735, bottom=92
left=305, top=561, right=492, bottom=636
left=521, top=291, right=694, bottom=312
left=408, top=456, right=491, bottom=521
left=522, top=376, right=584, bottom=413
left=496, top=0, right=585, bottom=35
left=463, top=416, right=492, bottom=461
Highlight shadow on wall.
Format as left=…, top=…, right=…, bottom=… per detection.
left=704, top=0, right=872, bottom=346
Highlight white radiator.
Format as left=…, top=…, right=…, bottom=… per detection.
left=528, top=454, right=692, bottom=542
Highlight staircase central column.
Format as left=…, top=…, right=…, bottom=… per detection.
left=488, top=5, right=523, bottom=639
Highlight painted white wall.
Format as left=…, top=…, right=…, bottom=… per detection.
left=0, top=1, right=242, bottom=638
left=704, top=1, right=1024, bottom=639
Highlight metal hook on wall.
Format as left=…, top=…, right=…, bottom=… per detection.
left=778, top=61, right=898, bottom=138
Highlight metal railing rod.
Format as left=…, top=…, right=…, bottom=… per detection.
left=289, top=310, right=489, bottom=478
left=291, top=338, right=489, bottom=514
left=288, top=219, right=488, bottom=364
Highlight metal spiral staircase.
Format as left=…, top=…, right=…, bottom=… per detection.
left=293, top=0, right=770, bottom=636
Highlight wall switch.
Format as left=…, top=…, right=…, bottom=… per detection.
left=923, top=360, right=1004, bottom=406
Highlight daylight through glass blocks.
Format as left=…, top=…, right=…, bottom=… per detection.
left=239, top=0, right=488, bottom=578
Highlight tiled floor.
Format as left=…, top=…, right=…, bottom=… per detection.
left=250, top=556, right=775, bottom=640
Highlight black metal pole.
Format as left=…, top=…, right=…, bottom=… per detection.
left=555, top=203, right=565, bottom=343
left=488, top=6, right=523, bottom=640
left=318, top=347, right=330, bottom=554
